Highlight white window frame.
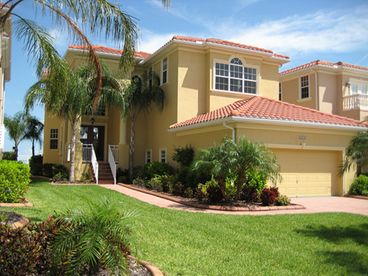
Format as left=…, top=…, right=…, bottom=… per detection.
left=161, top=57, right=168, bottom=85
left=212, top=57, right=259, bottom=95
left=299, top=75, right=310, bottom=100
left=145, top=149, right=152, bottom=164
left=159, top=148, right=167, bottom=163
left=50, top=128, right=58, bottom=150
left=348, top=78, right=368, bottom=96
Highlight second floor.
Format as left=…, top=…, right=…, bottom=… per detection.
left=280, top=60, right=368, bottom=121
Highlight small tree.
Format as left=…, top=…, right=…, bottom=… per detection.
left=341, top=131, right=368, bottom=176
left=23, top=115, right=44, bottom=157
left=4, top=112, right=27, bottom=160
left=122, top=74, right=165, bottom=179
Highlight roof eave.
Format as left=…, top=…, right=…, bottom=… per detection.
left=66, top=47, right=144, bottom=61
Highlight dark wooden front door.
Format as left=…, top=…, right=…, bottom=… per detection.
left=80, top=125, right=105, bottom=161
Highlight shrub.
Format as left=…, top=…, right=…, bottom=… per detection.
left=173, top=145, right=194, bottom=167
left=240, top=170, right=267, bottom=202
left=2, top=151, right=16, bottom=160
left=349, top=175, right=368, bottom=196
left=183, top=187, right=194, bottom=198
left=169, top=181, right=185, bottom=196
left=143, top=161, right=174, bottom=179
left=52, top=172, right=68, bottom=182
left=117, top=168, right=129, bottom=183
left=29, top=155, right=43, bottom=176
left=132, top=166, right=145, bottom=181
left=0, top=160, right=30, bottom=203
left=276, top=195, right=291, bottom=206
left=197, top=178, right=224, bottom=203
left=224, top=177, right=237, bottom=201
left=132, top=177, right=145, bottom=187
left=260, top=187, right=279, bottom=206
left=43, top=163, right=69, bottom=179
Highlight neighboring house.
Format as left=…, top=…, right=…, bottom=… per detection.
left=43, top=36, right=367, bottom=196
left=280, top=60, right=368, bottom=121
left=0, top=5, right=11, bottom=159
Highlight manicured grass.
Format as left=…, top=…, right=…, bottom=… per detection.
left=3, top=180, right=368, bottom=275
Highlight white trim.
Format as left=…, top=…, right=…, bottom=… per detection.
left=161, top=57, right=168, bottom=86
left=145, top=149, right=152, bottom=164
left=299, top=74, right=310, bottom=100
left=159, top=148, right=167, bottom=163
left=168, top=116, right=367, bottom=133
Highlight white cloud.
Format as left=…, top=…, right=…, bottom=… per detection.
left=48, top=27, right=69, bottom=51
left=137, top=29, right=175, bottom=53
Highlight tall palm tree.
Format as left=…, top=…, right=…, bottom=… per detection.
left=0, top=0, right=170, bottom=108
left=342, top=131, right=368, bottom=176
left=23, top=115, right=44, bottom=157
left=122, top=73, right=165, bottom=178
left=4, top=112, right=27, bottom=160
left=25, top=63, right=123, bottom=182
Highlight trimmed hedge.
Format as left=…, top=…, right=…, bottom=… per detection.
left=29, top=155, right=43, bottom=176
left=0, top=161, right=30, bottom=203
left=2, top=151, right=16, bottom=160
left=349, top=175, right=368, bottom=196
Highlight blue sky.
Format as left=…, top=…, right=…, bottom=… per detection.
left=5, top=0, right=368, bottom=161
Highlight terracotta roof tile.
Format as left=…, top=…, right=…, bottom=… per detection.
left=281, top=60, right=368, bottom=75
left=170, top=96, right=367, bottom=129
left=172, top=35, right=289, bottom=60
left=68, top=45, right=151, bottom=60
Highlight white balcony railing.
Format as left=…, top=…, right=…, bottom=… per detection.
left=108, top=145, right=118, bottom=185
left=343, top=94, right=368, bottom=111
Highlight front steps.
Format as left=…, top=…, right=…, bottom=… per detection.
left=97, top=162, right=114, bottom=184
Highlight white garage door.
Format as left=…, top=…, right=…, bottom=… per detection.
left=272, top=149, right=340, bottom=197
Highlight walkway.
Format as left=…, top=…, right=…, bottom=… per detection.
left=103, top=185, right=368, bottom=216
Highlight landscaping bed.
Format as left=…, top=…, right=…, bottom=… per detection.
left=120, top=183, right=304, bottom=211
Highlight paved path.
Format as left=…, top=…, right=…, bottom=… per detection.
left=103, top=185, right=368, bottom=216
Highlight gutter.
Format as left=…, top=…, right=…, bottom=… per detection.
left=168, top=116, right=368, bottom=133
left=223, top=121, right=236, bottom=142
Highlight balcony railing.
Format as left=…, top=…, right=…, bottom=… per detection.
left=343, top=94, right=368, bottom=111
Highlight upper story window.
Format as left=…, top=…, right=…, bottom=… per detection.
left=50, top=129, right=58, bottom=150
left=349, top=82, right=368, bottom=95
left=279, top=82, right=282, bottom=101
left=161, top=57, right=168, bottom=85
left=214, top=58, right=257, bottom=94
left=300, top=75, right=309, bottom=99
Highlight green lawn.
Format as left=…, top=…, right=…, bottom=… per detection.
left=3, top=180, right=368, bottom=275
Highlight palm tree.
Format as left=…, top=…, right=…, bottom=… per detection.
left=25, top=63, right=123, bottom=182
left=342, top=131, right=368, bottom=176
left=23, top=115, right=44, bottom=157
left=0, top=0, right=170, bottom=109
left=4, top=112, right=27, bottom=160
left=122, top=73, right=165, bottom=179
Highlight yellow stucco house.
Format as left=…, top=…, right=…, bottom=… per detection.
left=43, top=36, right=368, bottom=197
left=280, top=60, right=368, bottom=121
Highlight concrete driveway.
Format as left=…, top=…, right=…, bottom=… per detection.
left=291, top=196, right=368, bottom=216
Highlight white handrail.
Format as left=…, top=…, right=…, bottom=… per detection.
left=90, top=145, right=99, bottom=185
left=108, top=145, right=118, bottom=185
left=343, top=94, right=368, bottom=110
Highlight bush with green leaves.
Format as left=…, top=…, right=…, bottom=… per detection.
left=148, top=174, right=174, bottom=193
left=260, top=187, right=279, bottom=206
left=132, top=177, right=145, bottom=187
left=276, top=194, right=291, bottom=206
left=173, top=145, right=195, bottom=167
left=52, top=199, right=133, bottom=275
left=29, top=155, right=43, bottom=175
left=169, top=181, right=185, bottom=196
left=42, top=163, right=69, bottom=179
left=0, top=160, right=30, bottom=203
left=349, top=175, right=368, bottom=196
left=197, top=178, right=224, bottom=203
left=2, top=151, right=16, bottom=160
left=143, top=161, right=174, bottom=179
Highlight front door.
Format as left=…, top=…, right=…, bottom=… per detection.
left=80, top=125, right=105, bottom=161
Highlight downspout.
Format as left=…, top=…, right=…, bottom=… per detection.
left=223, top=121, right=236, bottom=142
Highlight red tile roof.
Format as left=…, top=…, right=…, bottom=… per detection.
left=281, top=60, right=368, bottom=75
left=68, top=45, right=151, bottom=60
left=171, top=36, right=290, bottom=60
left=170, top=96, right=367, bottom=129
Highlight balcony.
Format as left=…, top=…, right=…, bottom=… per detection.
left=343, top=94, right=368, bottom=111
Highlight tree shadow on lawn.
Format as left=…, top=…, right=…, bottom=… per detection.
left=297, top=223, right=368, bottom=274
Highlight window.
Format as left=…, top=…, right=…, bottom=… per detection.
left=279, top=82, right=282, bottom=101
left=215, top=58, right=257, bottom=94
left=300, top=75, right=309, bottom=99
left=161, top=58, right=168, bottom=85
left=145, top=149, right=152, bottom=164
left=349, top=82, right=368, bottom=95
left=159, top=148, right=167, bottom=163
left=50, top=129, right=58, bottom=149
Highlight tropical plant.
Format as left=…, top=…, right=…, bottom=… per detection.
left=349, top=175, right=368, bottom=196
left=122, top=74, right=165, bottom=178
left=193, top=138, right=280, bottom=199
left=173, top=145, right=195, bottom=167
left=23, top=115, right=44, bottom=157
left=0, top=0, right=170, bottom=108
left=4, top=112, right=27, bottom=160
left=25, top=63, right=122, bottom=182
left=51, top=198, right=134, bottom=275
left=341, top=131, right=368, bottom=176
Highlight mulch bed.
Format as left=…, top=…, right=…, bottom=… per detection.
left=0, top=199, right=32, bottom=207
left=119, top=183, right=305, bottom=212
left=347, top=195, right=368, bottom=200
left=0, top=211, right=29, bottom=228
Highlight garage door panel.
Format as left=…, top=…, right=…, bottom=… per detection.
left=272, top=149, right=339, bottom=197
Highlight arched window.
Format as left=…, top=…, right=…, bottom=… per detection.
left=215, top=57, right=257, bottom=94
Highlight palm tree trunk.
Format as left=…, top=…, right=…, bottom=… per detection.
left=14, top=142, right=18, bottom=161
left=69, top=120, right=78, bottom=183
left=31, top=139, right=35, bottom=157
left=128, top=113, right=136, bottom=180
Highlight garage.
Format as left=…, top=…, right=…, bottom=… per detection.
left=272, top=149, right=341, bottom=197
